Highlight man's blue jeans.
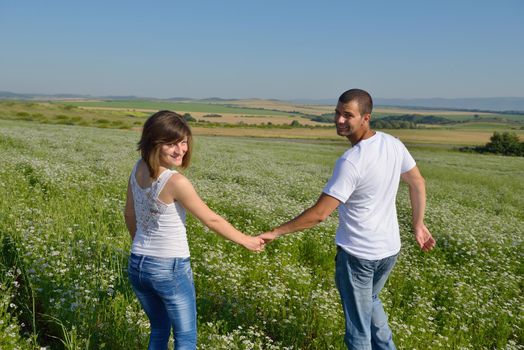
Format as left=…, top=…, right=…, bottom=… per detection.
left=128, top=253, right=197, bottom=350
left=335, top=247, right=397, bottom=350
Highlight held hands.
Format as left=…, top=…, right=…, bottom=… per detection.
left=414, top=224, right=436, bottom=252
left=258, top=231, right=279, bottom=244
left=242, top=235, right=266, bottom=252
left=239, top=231, right=279, bottom=253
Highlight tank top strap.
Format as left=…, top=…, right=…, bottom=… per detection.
left=130, top=160, right=141, bottom=190
left=153, top=169, right=176, bottom=198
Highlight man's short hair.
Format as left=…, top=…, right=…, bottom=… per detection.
left=338, top=89, right=373, bottom=115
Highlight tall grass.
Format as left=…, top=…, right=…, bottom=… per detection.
left=0, top=119, right=522, bottom=349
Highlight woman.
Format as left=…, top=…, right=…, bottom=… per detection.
left=124, top=110, right=264, bottom=349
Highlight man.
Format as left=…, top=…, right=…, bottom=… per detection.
left=260, top=88, right=435, bottom=349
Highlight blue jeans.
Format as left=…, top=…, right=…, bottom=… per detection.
left=335, top=247, right=397, bottom=350
left=128, top=253, right=197, bottom=350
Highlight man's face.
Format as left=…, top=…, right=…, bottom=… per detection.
left=334, top=101, right=369, bottom=138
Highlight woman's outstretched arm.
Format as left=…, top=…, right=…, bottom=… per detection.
left=170, top=173, right=264, bottom=252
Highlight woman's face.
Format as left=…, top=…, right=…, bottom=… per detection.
left=158, top=137, right=188, bottom=168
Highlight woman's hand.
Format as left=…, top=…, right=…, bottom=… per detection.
left=258, top=231, right=279, bottom=244
left=242, top=236, right=266, bottom=252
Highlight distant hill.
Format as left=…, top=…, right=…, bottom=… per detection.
left=1, top=91, right=523, bottom=112
left=290, top=97, right=524, bottom=112
left=374, top=97, right=524, bottom=112
left=0, top=91, right=94, bottom=100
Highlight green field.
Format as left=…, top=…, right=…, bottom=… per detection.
left=0, top=100, right=150, bottom=129
left=55, top=100, right=291, bottom=116
left=0, top=119, right=522, bottom=349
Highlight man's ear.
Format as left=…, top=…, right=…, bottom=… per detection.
left=362, top=113, right=371, bottom=124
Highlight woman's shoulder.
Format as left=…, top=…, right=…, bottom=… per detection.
left=166, top=171, right=192, bottom=188
left=164, top=172, right=196, bottom=201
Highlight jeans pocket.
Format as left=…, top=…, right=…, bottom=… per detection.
left=184, top=262, right=194, bottom=286
left=352, top=272, right=373, bottom=287
left=173, top=259, right=194, bottom=285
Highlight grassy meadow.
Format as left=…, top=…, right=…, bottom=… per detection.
left=0, top=113, right=523, bottom=349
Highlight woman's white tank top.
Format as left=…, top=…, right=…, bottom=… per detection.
left=130, top=161, right=190, bottom=258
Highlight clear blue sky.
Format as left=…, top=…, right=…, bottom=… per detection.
left=1, top=0, right=523, bottom=100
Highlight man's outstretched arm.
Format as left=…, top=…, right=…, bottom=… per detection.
left=401, top=166, right=436, bottom=252
left=259, top=193, right=340, bottom=243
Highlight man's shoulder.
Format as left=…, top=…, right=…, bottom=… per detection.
left=340, top=145, right=362, bottom=162
left=374, top=130, right=398, bottom=141
left=376, top=131, right=404, bottom=145
left=337, top=146, right=366, bottom=172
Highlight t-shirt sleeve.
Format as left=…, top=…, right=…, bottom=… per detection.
left=400, top=143, right=416, bottom=173
left=322, top=158, right=359, bottom=203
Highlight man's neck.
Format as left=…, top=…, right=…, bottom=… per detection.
left=348, top=129, right=376, bottom=146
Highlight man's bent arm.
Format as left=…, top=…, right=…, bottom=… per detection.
left=260, top=193, right=340, bottom=242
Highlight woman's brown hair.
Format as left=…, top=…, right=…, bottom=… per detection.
left=137, top=110, right=193, bottom=178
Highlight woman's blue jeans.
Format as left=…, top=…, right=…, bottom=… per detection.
left=128, top=253, right=197, bottom=350
left=335, top=247, right=398, bottom=350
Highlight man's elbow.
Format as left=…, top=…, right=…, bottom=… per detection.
left=316, top=211, right=331, bottom=223
left=416, top=176, right=425, bottom=187
left=409, top=177, right=426, bottom=194
left=309, top=202, right=336, bottom=224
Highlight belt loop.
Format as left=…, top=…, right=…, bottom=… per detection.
left=138, top=254, right=146, bottom=270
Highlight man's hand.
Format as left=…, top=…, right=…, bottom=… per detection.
left=414, top=224, right=435, bottom=252
left=242, top=236, right=266, bottom=252
left=258, top=231, right=279, bottom=244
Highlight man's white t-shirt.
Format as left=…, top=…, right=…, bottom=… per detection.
left=323, top=131, right=416, bottom=260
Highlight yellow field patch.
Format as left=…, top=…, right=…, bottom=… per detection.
left=191, top=112, right=325, bottom=126
left=78, top=106, right=157, bottom=113
left=218, top=99, right=334, bottom=115
left=78, top=106, right=327, bottom=126
left=191, top=126, right=337, bottom=140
